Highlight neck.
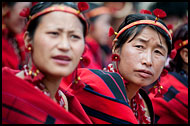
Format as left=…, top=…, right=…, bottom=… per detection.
left=125, top=82, right=141, bottom=101
left=43, top=75, right=62, bottom=100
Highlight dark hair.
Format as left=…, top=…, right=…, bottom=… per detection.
left=3, top=2, right=17, bottom=7
left=114, top=13, right=172, bottom=55
left=27, top=2, right=87, bottom=38
left=169, top=23, right=188, bottom=72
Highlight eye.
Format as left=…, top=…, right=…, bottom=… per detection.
left=70, top=35, right=81, bottom=40
left=135, top=45, right=144, bottom=49
left=155, top=50, right=163, bottom=55
left=47, top=32, right=59, bottom=37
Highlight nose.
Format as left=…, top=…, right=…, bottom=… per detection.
left=57, top=35, right=71, bottom=51
left=141, top=50, right=152, bottom=67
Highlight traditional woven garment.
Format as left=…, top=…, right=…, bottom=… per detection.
left=149, top=71, right=188, bottom=124
left=62, top=68, right=138, bottom=124
left=2, top=67, right=92, bottom=124
left=103, top=63, right=154, bottom=124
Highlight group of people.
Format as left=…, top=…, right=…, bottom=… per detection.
left=2, top=2, right=188, bottom=124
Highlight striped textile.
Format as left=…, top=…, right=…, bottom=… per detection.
left=67, top=68, right=138, bottom=124
left=2, top=67, right=92, bottom=124
left=149, top=72, right=188, bottom=124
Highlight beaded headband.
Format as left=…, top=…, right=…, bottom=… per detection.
left=109, top=8, right=172, bottom=45
left=20, top=2, right=89, bottom=36
left=115, top=20, right=172, bottom=40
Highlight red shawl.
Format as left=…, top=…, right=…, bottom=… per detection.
left=63, top=68, right=138, bottom=124
left=149, top=72, right=188, bottom=124
left=2, top=67, right=92, bottom=124
left=2, top=32, right=26, bottom=70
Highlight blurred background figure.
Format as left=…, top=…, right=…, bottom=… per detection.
left=149, top=23, right=188, bottom=124
left=104, top=2, right=137, bottom=31
left=2, top=2, right=32, bottom=70
left=148, top=2, right=188, bottom=30
left=84, top=2, right=112, bottom=69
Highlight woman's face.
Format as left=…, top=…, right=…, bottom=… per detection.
left=116, top=27, right=168, bottom=87
left=5, top=2, right=32, bottom=34
left=92, top=14, right=112, bottom=46
left=27, top=10, right=85, bottom=77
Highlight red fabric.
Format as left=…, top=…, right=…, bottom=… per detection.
left=85, top=37, right=102, bottom=69
left=149, top=73, right=188, bottom=124
left=2, top=36, right=20, bottom=69
left=2, top=31, right=26, bottom=70
left=2, top=67, right=92, bottom=124
left=62, top=68, right=138, bottom=124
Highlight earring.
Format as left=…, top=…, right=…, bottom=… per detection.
left=26, top=44, right=32, bottom=52
left=23, top=63, right=44, bottom=84
left=111, top=54, right=120, bottom=61
left=80, top=56, right=90, bottom=67
left=149, top=69, right=168, bottom=97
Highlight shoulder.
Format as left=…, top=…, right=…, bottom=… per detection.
left=2, top=67, right=20, bottom=76
left=78, top=68, right=124, bottom=88
left=78, top=68, right=128, bottom=102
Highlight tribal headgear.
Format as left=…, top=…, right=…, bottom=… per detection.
left=19, top=2, right=89, bottom=36
left=170, top=39, right=188, bottom=59
left=109, top=8, right=172, bottom=47
left=85, top=5, right=111, bottom=19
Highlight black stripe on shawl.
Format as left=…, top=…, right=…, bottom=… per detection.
left=81, top=104, right=132, bottom=124
left=89, top=69, right=126, bottom=102
left=2, top=103, right=44, bottom=123
left=169, top=72, right=188, bottom=88
left=102, top=70, right=128, bottom=102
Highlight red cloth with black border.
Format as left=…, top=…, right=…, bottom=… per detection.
left=149, top=72, right=188, bottom=124
left=2, top=67, right=92, bottom=124
left=63, top=68, right=138, bottom=124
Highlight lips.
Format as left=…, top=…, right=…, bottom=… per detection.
left=135, top=69, right=153, bottom=78
left=52, top=55, right=71, bottom=65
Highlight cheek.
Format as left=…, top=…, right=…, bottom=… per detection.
left=153, top=58, right=166, bottom=77
left=118, top=48, right=138, bottom=76
left=32, top=37, right=51, bottom=65
left=72, top=42, right=85, bottom=63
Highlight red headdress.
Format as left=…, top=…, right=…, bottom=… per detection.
left=108, top=8, right=171, bottom=46
left=19, top=2, right=89, bottom=36
left=153, top=8, right=166, bottom=22
left=170, top=40, right=188, bottom=59
left=85, top=6, right=110, bottom=19
left=140, top=9, right=152, bottom=15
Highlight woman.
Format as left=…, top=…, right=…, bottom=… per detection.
left=2, top=2, right=137, bottom=124
left=84, top=2, right=112, bottom=69
left=2, top=2, right=32, bottom=69
left=104, top=9, right=172, bottom=124
left=149, top=23, right=188, bottom=124
left=2, top=2, right=92, bottom=124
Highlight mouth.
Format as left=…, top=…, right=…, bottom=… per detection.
left=135, top=69, right=153, bottom=78
left=52, top=55, right=72, bottom=65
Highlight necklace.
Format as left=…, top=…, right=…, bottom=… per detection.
left=23, top=64, right=69, bottom=111
left=130, top=91, right=151, bottom=124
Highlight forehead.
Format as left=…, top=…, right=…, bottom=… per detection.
left=39, top=11, right=83, bottom=29
left=131, top=26, right=167, bottom=46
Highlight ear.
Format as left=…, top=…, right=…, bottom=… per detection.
left=24, top=31, right=33, bottom=47
left=180, top=48, right=188, bottom=64
left=112, top=45, right=120, bottom=55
